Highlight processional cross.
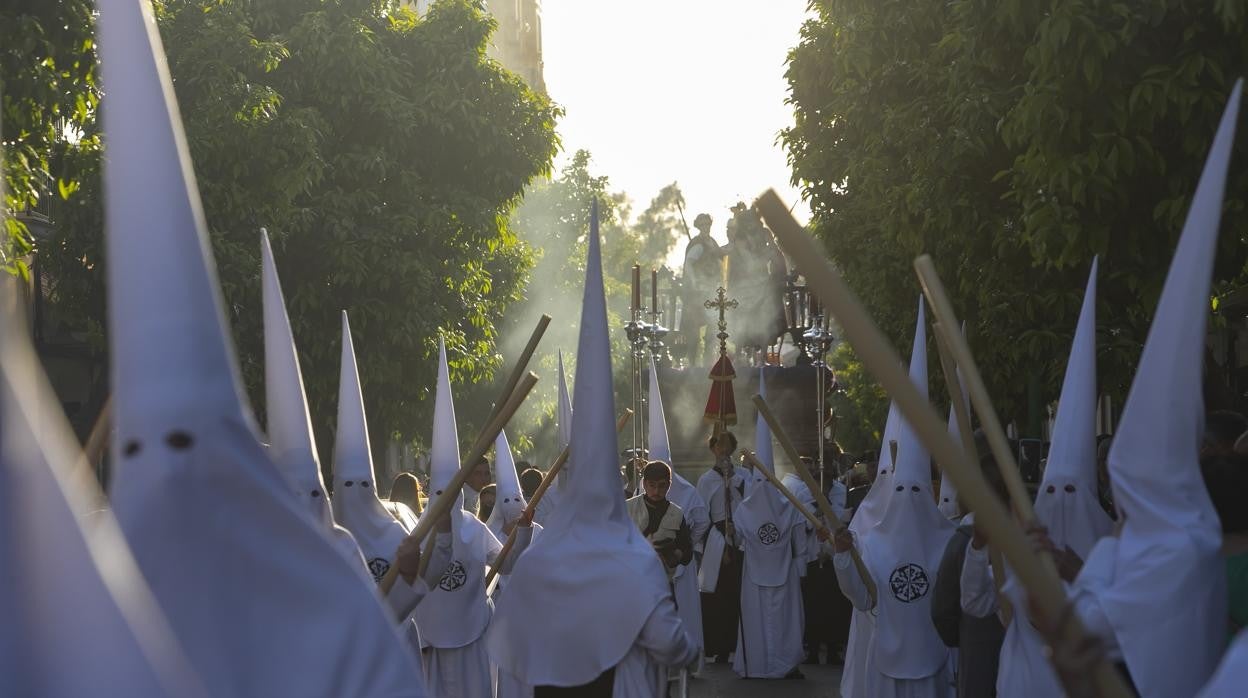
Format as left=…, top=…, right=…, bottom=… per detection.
left=704, top=286, right=738, bottom=358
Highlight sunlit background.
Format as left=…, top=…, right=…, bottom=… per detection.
left=540, top=0, right=813, bottom=263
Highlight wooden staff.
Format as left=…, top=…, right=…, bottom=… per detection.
left=470, top=315, right=551, bottom=460
left=914, top=256, right=1037, bottom=525
left=751, top=396, right=877, bottom=606
left=484, top=408, right=635, bottom=589
left=933, top=323, right=1013, bottom=625
left=755, top=189, right=1130, bottom=697
left=380, top=371, right=539, bottom=594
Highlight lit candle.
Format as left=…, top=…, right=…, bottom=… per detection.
left=722, top=256, right=730, bottom=289
left=651, top=268, right=658, bottom=311
left=631, top=265, right=641, bottom=314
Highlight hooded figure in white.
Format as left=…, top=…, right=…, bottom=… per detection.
left=486, top=430, right=540, bottom=698
left=487, top=201, right=700, bottom=696
left=264, top=236, right=441, bottom=642
left=937, top=357, right=969, bottom=520
left=97, top=1, right=423, bottom=693
left=333, top=312, right=411, bottom=584
left=262, top=232, right=368, bottom=570
left=960, top=259, right=1114, bottom=698
left=1065, top=82, right=1241, bottom=698
left=415, top=338, right=532, bottom=697
left=648, top=356, right=711, bottom=674
left=487, top=429, right=540, bottom=544
left=835, top=297, right=954, bottom=697
left=0, top=283, right=209, bottom=698
left=841, top=367, right=902, bottom=698
left=534, top=352, right=574, bottom=526
left=731, top=367, right=807, bottom=678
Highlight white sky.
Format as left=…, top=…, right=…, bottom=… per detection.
left=539, top=0, right=813, bottom=264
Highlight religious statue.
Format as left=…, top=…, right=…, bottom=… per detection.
left=680, top=213, right=724, bottom=366
left=723, top=203, right=788, bottom=358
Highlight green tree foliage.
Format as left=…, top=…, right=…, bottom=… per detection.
left=31, top=0, right=560, bottom=452
left=784, top=0, right=1248, bottom=434
left=1, top=0, right=99, bottom=275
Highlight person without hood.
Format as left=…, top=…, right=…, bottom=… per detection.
left=415, top=339, right=533, bottom=697
left=731, top=367, right=809, bottom=679
left=626, top=461, right=695, bottom=580
left=1054, top=82, right=1243, bottom=698
left=697, top=429, right=747, bottom=663
left=960, top=259, right=1113, bottom=698
left=487, top=201, right=700, bottom=696
left=645, top=357, right=712, bottom=675
left=831, top=297, right=955, bottom=697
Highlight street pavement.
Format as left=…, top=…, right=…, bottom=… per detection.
left=687, top=662, right=843, bottom=697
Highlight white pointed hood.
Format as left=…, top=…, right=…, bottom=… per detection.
left=1092, top=81, right=1242, bottom=698
left=414, top=337, right=498, bottom=648
left=263, top=233, right=368, bottom=567
left=850, top=382, right=902, bottom=532
left=1033, top=259, right=1112, bottom=557
left=488, top=199, right=671, bottom=686
left=938, top=333, right=969, bottom=519
left=98, top=1, right=421, bottom=692
left=0, top=286, right=207, bottom=697
left=734, top=367, right=799, bottom=587
left=649, top=356, right=701, bottom=516
left=332, top=311, right=409, bottom=581
left=262, top=231, right=330, bottom=523
left=557, top=351, right=574, bottom=451
left=427, top=338, right=467, bottom=520
left=863, top=295, right=954, bottom=679
left=937, top=397, right=964, bottom=519
left=486, top=429, right=526, bottom=539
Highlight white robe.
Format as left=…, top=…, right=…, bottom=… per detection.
left=610, top=600, right=702, bottom=697
left=835, top=550, right=949, bottom=698
left=733, top=555, right=805, bottom=678
left=1199, top=628, right=1248, bottom=697
left=422, top=525, right=531, bottom=698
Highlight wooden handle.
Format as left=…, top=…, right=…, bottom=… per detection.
left=381, top=372, right=540, bottom=594
left=915, top=256, right=1036, bottom=525
left=755, top=188, right=1130, bottom=698
left=751, top=395, right=877, bottom=606
left=468, top=315, right=551, bottom=461
left=484, top=409, right=635, bottom=588
left=933, top=322, right=1015, bottom=625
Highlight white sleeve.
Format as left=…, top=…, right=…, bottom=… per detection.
left=635, top=596, right=701, bottom=668
left=688, top=502, right=711, bottom=555
left=385, top=577, right=429, bottom=621
left=488, top=525, right=533, bottom=576
left=1069, top=537, right=1122, bottom=655
left=833, top=539, right=874, bottom=611
left=960, top=541, right=998, bottom=617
